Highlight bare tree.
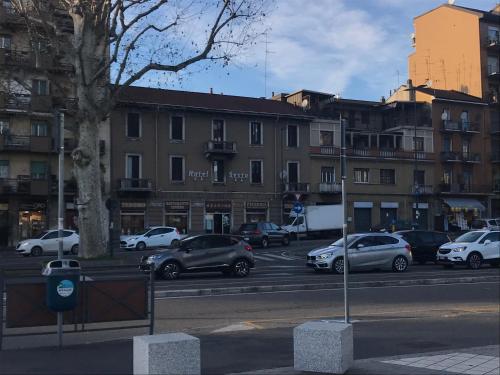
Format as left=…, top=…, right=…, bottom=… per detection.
left=8, top=0, right=267, bottom=258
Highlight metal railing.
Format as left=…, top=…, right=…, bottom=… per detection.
left=411, top=185, right=434, bottom=195
left=440, top=151, right=461, bottom=161
left=204, top=141, right=237, bottom=154
left=118, top=178, right=152, bottom=191
left=438, top=183, right=491, bottom=194
left=319, top=182, right=341, bottom=193
left=282, top=182, right=310, bottom=193
left=461, top=152, right=481, bottom=162
left=309, top=146, right=335, bottom=155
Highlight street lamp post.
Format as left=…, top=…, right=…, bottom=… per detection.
left=340, top=114, right=349, bottom=324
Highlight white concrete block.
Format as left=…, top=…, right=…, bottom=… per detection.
left=133, top=332, right=200, bottom=375
left=294, top=320, right=353, bottom=374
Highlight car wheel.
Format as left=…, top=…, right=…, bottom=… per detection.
left=71, top=245, right=79, bottom=255
left=31, top=246, right=43, bottom=257
left=171, top=239, right=180, bottom=248
left=161, top=261, right=181, bottom=280
left=232, top=259, right=250, bottom=277
left=261, top=237, right=269, bottom=248
left=392, top=255, right=408, bottom=272
left=136, top=242, right=146, bottom=251
left=467, top=252, right=482, bottom=270
left=332, top=257, right=344, bottom=274
left=282, top=236, right=290, bottom=246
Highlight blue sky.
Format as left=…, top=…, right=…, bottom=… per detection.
left=140, top=0, right=497, bottom=101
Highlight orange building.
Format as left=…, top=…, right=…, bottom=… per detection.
left=408, top=2, right=500, bottom=220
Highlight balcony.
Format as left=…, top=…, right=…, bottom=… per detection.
left=461, top=152, right=481, bottom=163
left=411, top=185, right=434, bottom=195
left=282, top=183, right=310, bottom=194
left=487, top=36, right=500, bottom=49
left=309, top=146, right=336, bottom=156
left=203, top=141, right=237, bottom=158
left=440, top=151, right=461, bottom=162
left=488, top=66, right=500, bottom=81
left=318, top=182, right=341, bottom=194
left=0, top=177, right=49, bottom=195
left=118, top=178, right=152, bottom=192
left=31, top=95, right=53, bottom=112
left=438, top=183, right=490, bottom=194
left=0, top=49, right=35, bottom=68
left=0, top=134, right=53, bottom=152
left=442, top=120, right=479, bottom=133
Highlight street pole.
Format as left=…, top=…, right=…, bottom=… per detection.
left=340, top=116, right=349, bottom=324
left=57, top=111, right=64, bottom=348
left=413, top=87, right=419, bottom=230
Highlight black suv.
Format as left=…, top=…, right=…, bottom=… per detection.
left=394, top=230, right=451, bottom=264
left=236, top=222, right=290, bottom=248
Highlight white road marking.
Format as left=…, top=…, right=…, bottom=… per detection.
left=261, top=253, right=296, bottom=260
left=382, top=352, right=499, bottom=374
left=211, top=322, right=257, bottom=333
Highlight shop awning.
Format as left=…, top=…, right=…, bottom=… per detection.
left=443, top=198, right=485, bottom=211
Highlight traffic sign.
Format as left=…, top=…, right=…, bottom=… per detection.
left=292, top=202, right=304, bottom=214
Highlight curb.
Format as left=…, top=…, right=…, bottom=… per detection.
left=155, top=275, right=500, bottom=298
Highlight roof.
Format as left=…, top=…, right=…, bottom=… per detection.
left=414, top=4, right=500, bottom=23
left=415, top=87, right=487, bottom=105
left=117, top=86, right=313, bottom=119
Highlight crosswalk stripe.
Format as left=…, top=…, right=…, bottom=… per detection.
left=253, top=255, right=278, bottom=261
left=261, top=253, right=296, bottom=260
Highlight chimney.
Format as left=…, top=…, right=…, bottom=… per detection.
left=210, top=88, right=213, bottom=94
left=381, top=96, right=386, bottom=103
left=408, top=79, right=416, bottom=101
left=272, top=91, right=275, bottom=97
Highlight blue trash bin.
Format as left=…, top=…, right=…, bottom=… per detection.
left=42, top=259, right=80, bottom=312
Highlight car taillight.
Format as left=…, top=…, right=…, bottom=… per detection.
left=253, top=230, right=261, bottom=234
left=244, top=245, right=253, bottom=252
left=405, top=244, right=412, bottom=253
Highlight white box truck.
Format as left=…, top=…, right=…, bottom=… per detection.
left=282, top=204, right=344, bottom=239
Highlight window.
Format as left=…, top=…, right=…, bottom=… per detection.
left=212, top=119, right=224, bottom=141
left=126, top=113, right=141, bottom=138
left=488, top=26, right=500, bottom=43
left=380, top=169, right=395, bottom=185
left=43, top=231, right=59, bottom=240
left=321, top=167, right=335, bottom=184
left=125, top=154, right=141, bottom=179
left=212, top=160, right=225, bottom=183
left=353, top=168, right=369, bottom=183
left=31, top=161, right=47, bottom=179
left=171, top=156, right=184, bottom=182
left=287, top=162, right=299, bottom=183
left=250, top=160, right=263, bottom=184
left=479, top=232, right=500, bottom=243
left=208, top=236, right=232, bottom=248
left=0, top=35, right=11, bottom=49
left=31, top=122, right=48, bottom=137
left=0, top=119, right=9, bottom=135
left=63, top=231, right=74, bottom=237
left=462, top=139, right=471, bottom=156
left=441, top=109, right=450, bottom=121
left=170, top=116, right=184, bottom=141
left=249, top=121, right=263, bottom=145
left=488, top=56, right=499, bottom=75
left=32, top=79, right=48, bottom=95
left=443, top=169, right=452, bottom=185
left=378, top=236, right=399, bottom=245
left=320, top=130, right=333, bottom=146
left=413, top=137, right=424, bottom=152
left=287, top=125, right=298, bottom=147
left=414, top=170, right=425, bottom=186
left=443, top=136, right=452, bottom=152
left=0, top=160, right=8, bottom=178
left=361, top=111, right=370, bottom=125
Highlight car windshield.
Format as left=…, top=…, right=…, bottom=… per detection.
left=454, top=231, right=485, bottom=243
left=331, top=235, right=360, bottom=247
left=285, top=217, right=296, bottom=226
left=34, top=231, right=49, bottom=239
left=133, top=228, right=150, bottom=236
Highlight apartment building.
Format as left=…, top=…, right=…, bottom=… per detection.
left=408, top=2, right=500, bottom=218
left=111, top=87, right=313, bottom=235
left=0, top=1, right=110, bottom=246
left=281, top=89, right=436, bottom=232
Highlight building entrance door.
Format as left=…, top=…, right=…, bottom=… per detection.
left=213, top=213, right=231, bottom=234
left=354, top=208, right=371, bottom=232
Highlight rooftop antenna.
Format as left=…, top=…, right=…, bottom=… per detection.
left=264, top=32, right=275, bottom=98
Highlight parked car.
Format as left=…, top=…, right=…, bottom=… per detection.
left=437, top=230, right=500, bottom=269
left=306, top=233, right=412, bottom=274
left=16, top=230, right=79, bottom=256
left=139, top=235, right=255, bottom=279
left=120, top=226, right=181, bottom=250
left=235, top=222, right=289, bottom=247
left=470, top=218, right=500, bottom=231
left=394, top=230, right=451, bottom=264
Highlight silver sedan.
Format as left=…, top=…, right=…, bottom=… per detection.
left=306, top=233, right=412, bottom=273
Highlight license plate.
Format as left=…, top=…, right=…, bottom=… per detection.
left=244, top=237, right=250, bottom=241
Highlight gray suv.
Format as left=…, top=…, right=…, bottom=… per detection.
left=236, top=222, right=290, bottom=248
left=140, top=235, right=255, bottom=280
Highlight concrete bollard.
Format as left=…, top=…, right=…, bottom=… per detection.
left=133, top=332, right=200, bottom=375
left=294, top=320, right=353, bottom=374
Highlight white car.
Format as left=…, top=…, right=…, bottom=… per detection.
left=120, top=226, right=182, bottom=251
left=437, top=230, right=500, bottom=269
left=16, top=230, right=80, bottom=257
left=470, top=218, right=500, bottom=231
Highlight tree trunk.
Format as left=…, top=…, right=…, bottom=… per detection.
left=73, top=116, right=108, bottom=258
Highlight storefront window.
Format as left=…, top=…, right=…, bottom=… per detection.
left=18, top=208, right=46, bottom=239
left=121, top=214, right=144, bottom=235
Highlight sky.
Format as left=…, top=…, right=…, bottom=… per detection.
left=137, top=0, right=498, bottom=101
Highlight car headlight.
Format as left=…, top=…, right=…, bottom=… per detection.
left=318, top=252, right=333, bottom=259
left=128, top=237, right=138, bottom=242
left=147, top=255, right=162, bottom=262
left=453, top=247, right=467, bottom=252
left=20, top=242, right=29, bottom=247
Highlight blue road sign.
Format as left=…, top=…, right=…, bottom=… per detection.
left=292, top=202, right=304, bottom=214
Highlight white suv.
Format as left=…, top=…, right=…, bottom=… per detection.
left=120, top=226, right=182, bottom=251
left=437, top=230, right=500, bottom=269
left=16, top=230, right=80, bottom=257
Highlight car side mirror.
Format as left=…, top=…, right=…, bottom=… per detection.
left=484, top=240, right=491, bottom=245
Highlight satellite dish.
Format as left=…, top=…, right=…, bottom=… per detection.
left=301, top=98, right=309, bottom=108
